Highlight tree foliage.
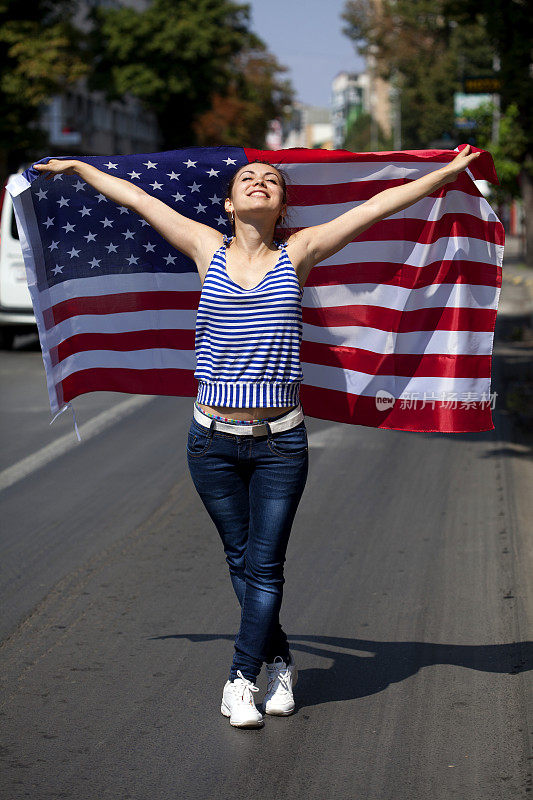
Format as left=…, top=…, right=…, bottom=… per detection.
left=342, top=0, right=533, bottom=262
left=342, top=0, right=495, bottom=149
left=0, top=0, right=88, bottom=171
left=463, top=101, right=527, bottom=203
left=86, top=0, right=291, bottom=148
left=193, top=46, right=293, bottom=146
left=343, top=110, right=393, bottom=152
left=443, top=0, right=532, bottom=162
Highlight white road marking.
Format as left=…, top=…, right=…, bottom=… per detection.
left=0, top=395, right=155, bottom=492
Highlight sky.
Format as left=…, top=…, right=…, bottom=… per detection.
left=248, top=0, right=365, bottom=108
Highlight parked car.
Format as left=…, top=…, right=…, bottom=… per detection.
left=0, top=166, right=36, bottom=348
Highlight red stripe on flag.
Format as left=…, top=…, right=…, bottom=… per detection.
left=47, top=291, right=200, bottom=328
left=287, top=173, right=485, bottom=206
left=305, top=259, right=501, bottom=290
left=60, top=367, right=198, bottom=404
left=283, top=214, right=504, bottom=245
left=302, top=304, right=496, bottom=332
left=300, top=341, right=492, bottom=379
left=299, top=384, right=494, bottom=432
left=50, top=329, right=196, bottom=366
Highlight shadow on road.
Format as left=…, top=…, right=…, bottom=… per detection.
left=149, top=632, right=532, bottom=709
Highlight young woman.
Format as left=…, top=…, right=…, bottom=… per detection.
left=35, top=145, right=481, bottom=728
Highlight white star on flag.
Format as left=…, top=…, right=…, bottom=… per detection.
left=104, top=162, right=118, bottom=170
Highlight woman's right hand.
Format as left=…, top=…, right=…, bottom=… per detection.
left=34, top=158, right=80, bottom=180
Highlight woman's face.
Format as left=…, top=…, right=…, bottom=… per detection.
left=225, top=164, right=285, bottom=225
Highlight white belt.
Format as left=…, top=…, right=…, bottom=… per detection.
left=193, top=403, right=304, bottom=437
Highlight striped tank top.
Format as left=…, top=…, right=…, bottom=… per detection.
left=194, top=236, right=304, bottom=408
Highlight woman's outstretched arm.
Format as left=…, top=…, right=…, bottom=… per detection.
left=33, top=158, right=222, bottom=266
left=286, top=145, right=482, bottom=280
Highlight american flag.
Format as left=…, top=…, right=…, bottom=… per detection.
left=7, top=145, right=504, bottom=433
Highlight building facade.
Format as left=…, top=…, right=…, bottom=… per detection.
left=331, top=71, right=367, bottom=149
left=37, top=0, right=161, bottom=156
left=282, top=103, right=334, bottom=150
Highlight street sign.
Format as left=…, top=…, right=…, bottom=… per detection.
left=463, top=75, right=501, bottom=94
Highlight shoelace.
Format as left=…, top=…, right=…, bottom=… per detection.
left=266, top=658, right=292, bottom=694
left=234, top=669, right=260, bottom=705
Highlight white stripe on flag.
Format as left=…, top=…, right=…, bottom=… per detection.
left=300, top=361, right=490, bottom=399
left=284, top=190, right=501, bottom=226
left=307, top=281, right=499, bottom=311
left=301, top=324, right=496, bottom=356
left=281, top=160, right=453, bottom=185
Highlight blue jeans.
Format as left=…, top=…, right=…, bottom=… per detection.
left=186, top=408, right=309, bottom=683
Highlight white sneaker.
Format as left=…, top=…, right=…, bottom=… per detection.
left=220, top=670, right=264, bottom=728
left=262, top=652, right=297, bottom=715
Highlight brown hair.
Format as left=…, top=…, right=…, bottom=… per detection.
left=225, top=160, right=289, bottom=234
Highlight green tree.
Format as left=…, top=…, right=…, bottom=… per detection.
left=342, top=0, right=494, bottom=149
left=85, top=0, right=290, bottom=149
left=443, top=0, right=533, bottom=263
left=342, top=0, right=533, bottom=263
left=193, top=46, right=293, bottom=147
left=464, top=101, right=526, bottom=204
left=344, top=110, right=393, bottom=151
left=0, top=0, right=88, bottom=177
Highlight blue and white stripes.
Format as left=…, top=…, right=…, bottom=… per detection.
left=194, top=240, right=304, bottom=408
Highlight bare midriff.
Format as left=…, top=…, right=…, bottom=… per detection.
left=197, top=402, right=297, bottom=422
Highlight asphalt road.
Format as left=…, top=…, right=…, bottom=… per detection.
left=0, top=291, right=532, bottom=799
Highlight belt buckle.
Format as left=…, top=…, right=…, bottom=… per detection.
left=252, top=421, right=268, bottom=438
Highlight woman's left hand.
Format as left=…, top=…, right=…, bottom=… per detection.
left=441, top=144, right=481, bottom=184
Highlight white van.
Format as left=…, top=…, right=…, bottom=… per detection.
left=0, top=167, right=36, bottom=348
